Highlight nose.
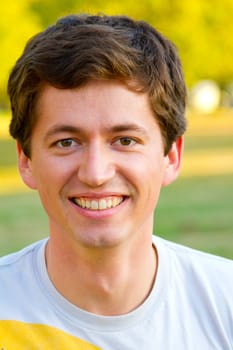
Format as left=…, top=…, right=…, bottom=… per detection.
left=77, top=141, right=115, bottom=187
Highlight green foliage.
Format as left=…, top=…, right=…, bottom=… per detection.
left=0, top=1, right=41, bottom=108
left=30, top=0, right=84, bottom=26
left=1, top=0, right=233, bottom=107
left=165, top=0, right=233, bottom=87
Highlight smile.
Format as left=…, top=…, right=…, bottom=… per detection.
left=72, top=196, right=124, bottom=210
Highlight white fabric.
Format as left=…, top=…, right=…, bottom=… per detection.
left=0, top=236, right=232, bottom=349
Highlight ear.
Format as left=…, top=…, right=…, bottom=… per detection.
left=17, top=142, right=37, bottom=190
left=162, top=136, right=184, bottom=187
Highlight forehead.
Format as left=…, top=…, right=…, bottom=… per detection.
left=34, top=80, right=159, bottom=134
left=37, top=80, right=147, bottom=106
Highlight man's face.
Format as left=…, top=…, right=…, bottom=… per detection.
left=18, top=81, right=182, bottom=249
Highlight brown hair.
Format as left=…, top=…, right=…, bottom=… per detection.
left=8, top=14, right=187, bottom=157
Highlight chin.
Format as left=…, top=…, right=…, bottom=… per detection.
left=75, top=231, right=127, bottom=250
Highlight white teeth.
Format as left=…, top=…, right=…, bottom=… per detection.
left=86, top=199, right=91, bottom=208
left=99, top=199, right=107, bottom=210
left=112, top=197, right=118, bottom=206
left=74, top=196, right=123, bottom=210
left=107, top=199, right=112, bottom=208
left=91, top=200, right=98, bottom=210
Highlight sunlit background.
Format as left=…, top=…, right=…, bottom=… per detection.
left=0, top=0, right=233, bottom=257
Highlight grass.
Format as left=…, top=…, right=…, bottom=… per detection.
left=154, top=174, right=233, bottom=259
left=0, top=112, right=233, bottom=258
left=0, top=192, right=48, bottom=255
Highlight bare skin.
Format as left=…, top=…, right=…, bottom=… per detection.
left=45, top=233, right=158, bottom=315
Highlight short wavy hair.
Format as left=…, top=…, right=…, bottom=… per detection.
left=8, top=14, right=187, bottom=157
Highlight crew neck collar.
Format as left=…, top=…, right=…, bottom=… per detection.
left=34, top=236, right=171, bottom=332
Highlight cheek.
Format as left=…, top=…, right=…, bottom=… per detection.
left=35, top=158, right=81, bottom=211
left=123, top=153, right=165, bottom=193
left=143, top=157, right=167, bottom=196
left=33, top=156, right=73, bottom=182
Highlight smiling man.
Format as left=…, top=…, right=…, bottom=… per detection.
left=1, top=14, right=233, bottom=349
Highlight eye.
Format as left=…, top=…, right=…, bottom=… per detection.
left=56, top=138, right=77, bottom=148
left=114, top=137, right=137, bottom=147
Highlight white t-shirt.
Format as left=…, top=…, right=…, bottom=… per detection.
left=0, top=236, right=232, bottom=349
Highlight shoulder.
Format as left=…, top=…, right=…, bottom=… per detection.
left=154, top=235, right=233, bottom=290
left=0, top=239, right=48, bottom=318
left=155, top=235, right=233, bottom=267
left=153, top=236, right=233, bottom=343
left=0, top=239, right=47, bottom=272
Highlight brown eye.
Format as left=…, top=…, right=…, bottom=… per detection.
left=120, top=137, right=132, bottom=146
left=57, top=139, right=76, bottom=148
left=116, top=137, right=136, bottom=146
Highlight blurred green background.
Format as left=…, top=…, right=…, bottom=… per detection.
left=0, top=0, right=233, bottom=258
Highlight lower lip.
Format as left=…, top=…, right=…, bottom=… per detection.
left=69, top=198, right=128, bottom=219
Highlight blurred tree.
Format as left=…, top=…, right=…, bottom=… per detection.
left=30, top=0, right=84, bottom=26
left=0, top=1, right=41, bottom=109
left=29, top=0, right=233, bottom=88
left=1, top=0, right=233, bottom=109
left=152, top=0, right=233, bottom=87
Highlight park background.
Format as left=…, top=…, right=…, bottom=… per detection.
left=0, top=0, right=233, bottom=258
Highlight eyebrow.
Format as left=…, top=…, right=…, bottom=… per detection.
left=44, top=123, right=149, bottom=140
left=44, top=125, right=82, bottom=140
left=110, top=124, right=148, bottom=136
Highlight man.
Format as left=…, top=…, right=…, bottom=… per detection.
left=0, top=14, right=232, bottom=349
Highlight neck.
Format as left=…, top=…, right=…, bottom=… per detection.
left=45, top=235, right=158, bottom=316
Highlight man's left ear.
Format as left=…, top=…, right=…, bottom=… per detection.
left=162, top=136, right=184, bottom=187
